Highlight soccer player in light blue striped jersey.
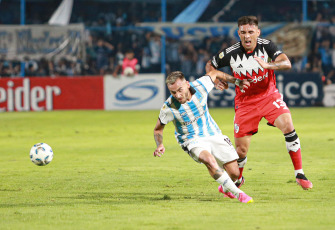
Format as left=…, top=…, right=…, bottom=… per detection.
left=153, top=70, right=253, bottom=203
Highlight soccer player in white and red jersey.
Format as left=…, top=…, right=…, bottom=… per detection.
left=206, top=15, right=313, bottom=190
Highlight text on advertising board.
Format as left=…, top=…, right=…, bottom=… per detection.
left=0, top=78, right=61, bottom=112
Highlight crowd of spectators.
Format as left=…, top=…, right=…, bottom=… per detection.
left=0, top=0, right=335, bottom=84
left=1, top=0, right=333, bottom=25
left=307, top=19, right=335, bottom=84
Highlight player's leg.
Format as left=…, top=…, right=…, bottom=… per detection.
left=223, top=160, right=239, bottom=182
left=210, top=134, right=240, bottom=181
left=274, top=113, right=313, bottom=190
left=234, top=135, right=252, bottom=187
left=233, top=104, right=260, bottom=188
left=190, top=147, right=253, bottom=203
left=206, top=135, right=253, bottom=202
left=219, top=160, right=241, bottom=198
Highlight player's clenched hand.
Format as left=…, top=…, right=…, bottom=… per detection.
left=254, top=55, right=269, bottom=69
left=235, top=79, right=250, bottom=93
left=241, top=79, right=250, bottom=89
left=154, top=144, right=165, bottom=157
left=215, top=79, right=229, bottom=91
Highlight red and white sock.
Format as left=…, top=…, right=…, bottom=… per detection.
left=284, top=130, right=304, bottom=177
left=237, top=156, right=247, bottom=182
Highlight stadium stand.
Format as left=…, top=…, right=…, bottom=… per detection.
left=0, top=0, right=334, bottom=85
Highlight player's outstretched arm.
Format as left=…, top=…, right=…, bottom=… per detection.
left=205, top=60, right=229, bottom=90
left=254, top=53, right=292, bottom=70
left=207, top=70, right=250, bottom=92
left=153, top=118, right=165, bottom=157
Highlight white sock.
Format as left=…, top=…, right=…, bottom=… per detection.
left=236, top=177, right=243, bottom=183
left=295, top=169, right=304, bottom=177
left=237, top=156, right=247, bottom=168
left=216, top=171, right=243, bottom=198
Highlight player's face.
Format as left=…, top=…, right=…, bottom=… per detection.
left=168, top=78, right=191, bottom=104
left=238, top=24, right=260, bottom=52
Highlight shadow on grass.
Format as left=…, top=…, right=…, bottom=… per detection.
left=65, top=191, right=219, bottom=203
left=0, top=191, right=221, bottom=208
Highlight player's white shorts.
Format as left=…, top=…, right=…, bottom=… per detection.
left=182, top=134, right=238, bottom=167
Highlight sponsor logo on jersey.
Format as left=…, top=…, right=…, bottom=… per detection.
left=183, top=110, right=205, bottom=126
left=249, top=72, right=269, bottom=83
left=237, top=64, right=243, bottom=68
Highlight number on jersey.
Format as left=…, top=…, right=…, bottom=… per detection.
left=272, top=99, right=288, bottom=110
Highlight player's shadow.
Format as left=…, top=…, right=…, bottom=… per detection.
left=0, top=192, right=221, bottom=208
left=65, top=191, right=220, bottom=204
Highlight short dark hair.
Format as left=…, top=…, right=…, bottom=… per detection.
left=238, top=16, right=259, bottom=27
left=166, top=71, right=185, bottom=85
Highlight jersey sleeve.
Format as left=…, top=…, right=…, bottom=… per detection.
left=211, top=49, right=230, bottom=69
left=158, top=103, right=174, bottom=125
left=196, top=75, right=215, bottom=93
left=264, top=40, right=283, bottom=61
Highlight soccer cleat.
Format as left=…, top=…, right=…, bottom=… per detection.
left=238, top=193, right=254, bottom=203
left=218, top=185, right=236, bottom=199
left=235, top=176, right=245, bottom=188
left=296, top=173, right=313, bottom=190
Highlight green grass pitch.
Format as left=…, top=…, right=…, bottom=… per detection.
left=0, top=108, right=334, bottom=230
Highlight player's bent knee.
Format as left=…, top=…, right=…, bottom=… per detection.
left=236, top=146, right=248, bottom=158
left=228, top=169, right=239, bottom=181
left=224, top=161, right=240, bottom=181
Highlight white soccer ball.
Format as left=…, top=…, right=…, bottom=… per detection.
left=123, top=67, right=135, bottom=76
left=30, top=143, right=53, bottom=166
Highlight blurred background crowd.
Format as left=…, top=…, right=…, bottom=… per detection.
left=0, top=0, right=334, bottom=85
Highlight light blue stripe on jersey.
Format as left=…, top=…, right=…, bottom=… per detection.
left=178, top=105, right=195, bottom=140
left=167, top=99, right=184, bottom=143
left=187, top=100, right=204, bottom=137
left=191, top=82, right=203, bottom=102
left=168, top=97, right=193, bottom=143
left=204, top=108, right=215, bottom=136
left=196, top=79, right=209, bottom=94
left=191, top=81, right=215, bottom=136
left=167, top=79, right=220, bottom=144
left=209, top=113, right=221, bottom=133
left=193, top=87, right=209, bottom=136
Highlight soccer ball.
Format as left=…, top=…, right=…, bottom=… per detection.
left=123, top=67, right=135, bottom=76
left=30, top=143, right=53, bottom=166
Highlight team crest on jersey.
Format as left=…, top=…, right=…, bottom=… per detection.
left=234, top=123, right=239, bottom=133
left=219, top=52, right=224, bottom=59
left=197, top=94, right=204, bottom=103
